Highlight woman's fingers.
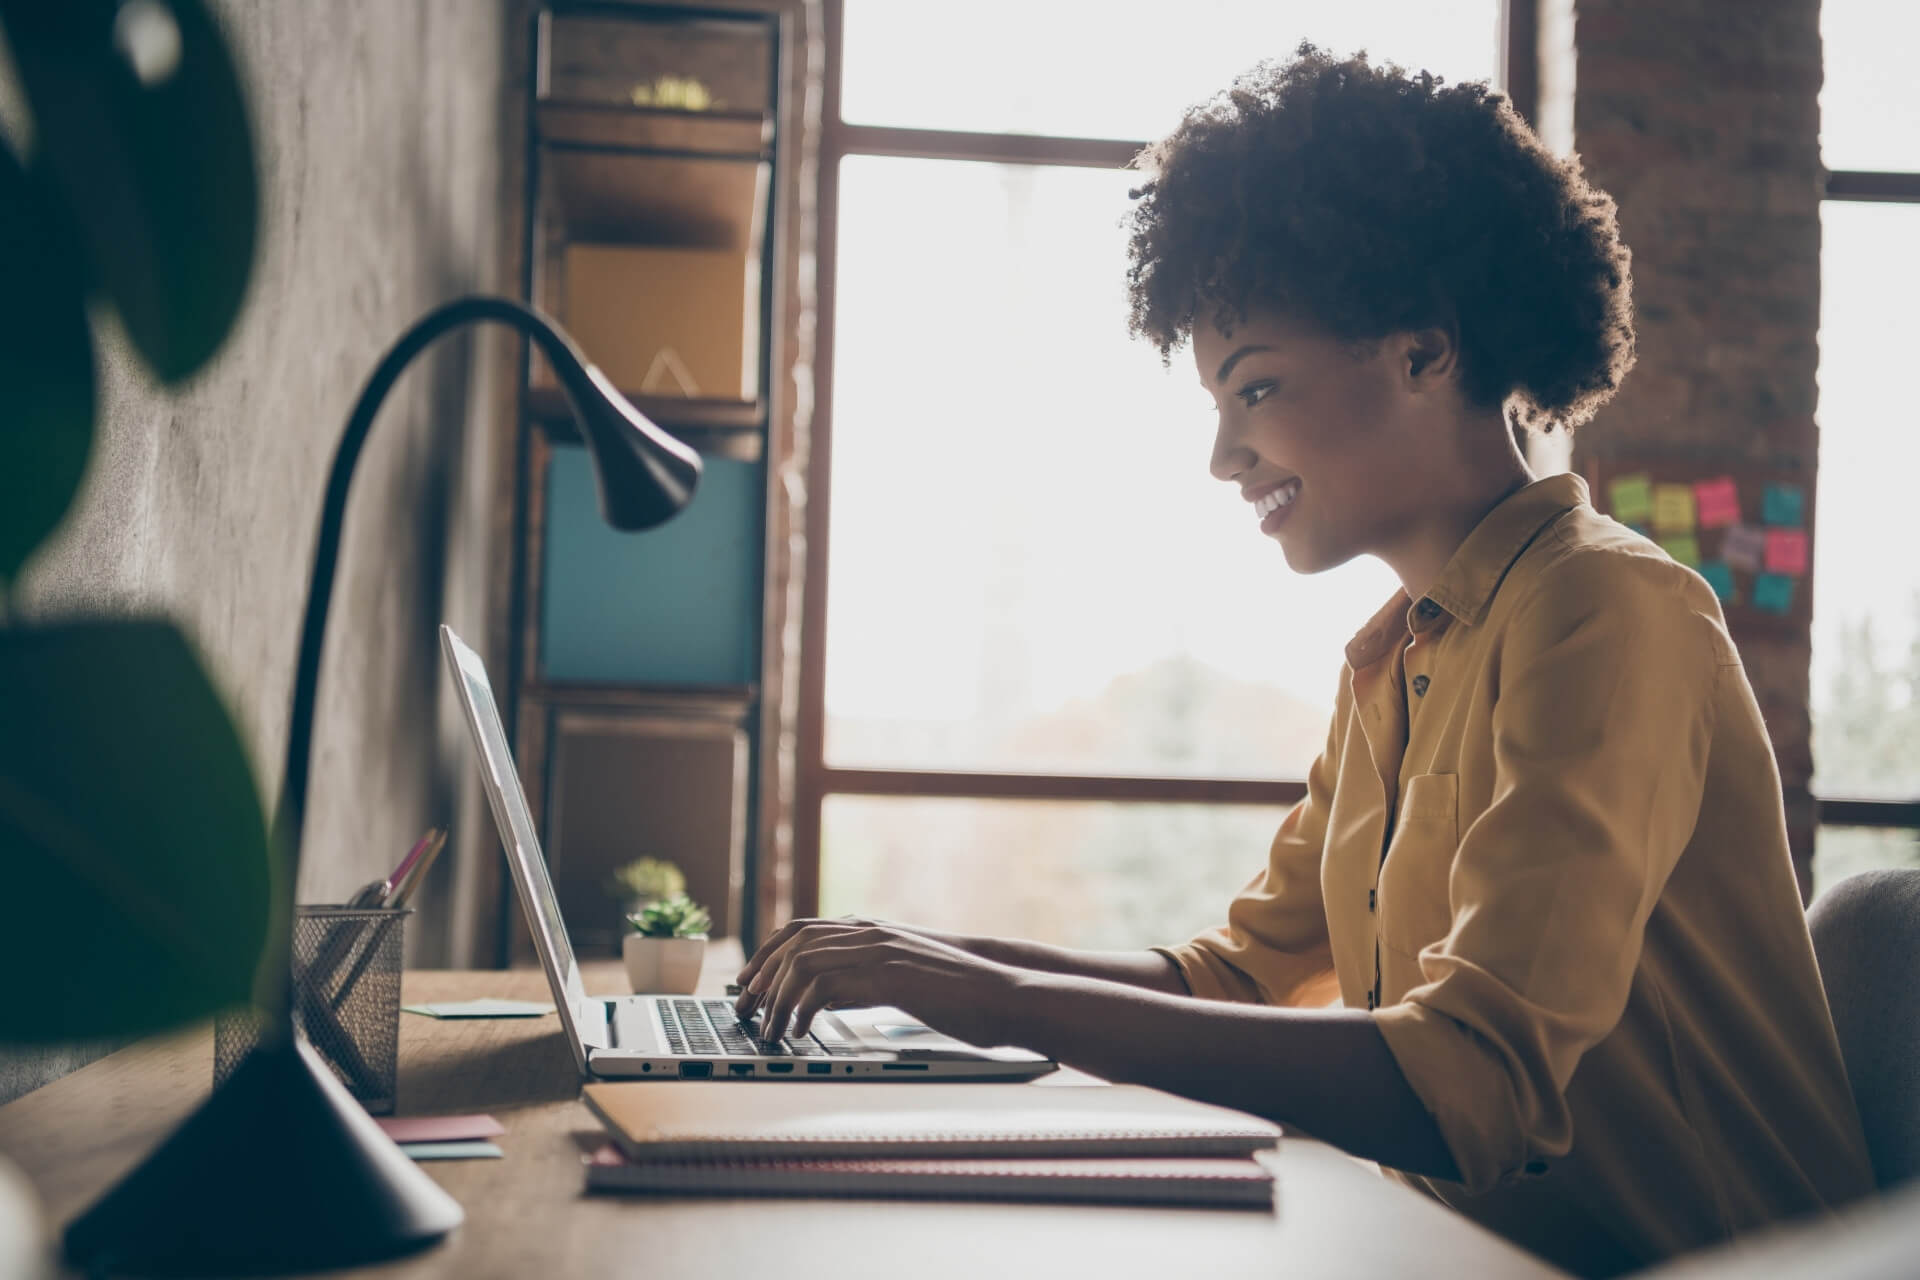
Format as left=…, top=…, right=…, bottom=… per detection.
left=757, top=936, right=883, bottom=1040
left=734, top=915, right=874, bottom=1005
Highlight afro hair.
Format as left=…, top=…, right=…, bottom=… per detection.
left=1125, top=43, right=1634, bottom=432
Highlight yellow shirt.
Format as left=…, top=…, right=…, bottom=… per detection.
left=1157, top=474, right=1873, bottom=1277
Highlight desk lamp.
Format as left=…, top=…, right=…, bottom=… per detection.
left=64, top=296, right=702, bottom=1275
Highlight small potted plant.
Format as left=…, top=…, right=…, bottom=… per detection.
left=622, top=895, right=712, bottom=994
left=607, top=856, right=687, bottom=918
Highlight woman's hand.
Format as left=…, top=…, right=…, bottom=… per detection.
left=733, top=918, right=1027, bottom=1049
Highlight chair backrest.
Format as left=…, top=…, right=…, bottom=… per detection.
left=1805, top=867, right=1920, bottom=1189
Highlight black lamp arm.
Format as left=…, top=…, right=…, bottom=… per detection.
left=272, top=296, right=585, bottom=885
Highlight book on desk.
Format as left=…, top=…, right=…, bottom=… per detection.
left=580, top=1080, right=1281, bottom=1209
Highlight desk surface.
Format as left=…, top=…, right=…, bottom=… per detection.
left=0, top=955, right=1564, bottom=1279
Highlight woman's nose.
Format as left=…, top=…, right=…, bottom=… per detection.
left=1210, top=423, right=1254, bottom=484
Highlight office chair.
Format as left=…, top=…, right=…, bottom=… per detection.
left=1805, top=866, right=1920, bottom=1189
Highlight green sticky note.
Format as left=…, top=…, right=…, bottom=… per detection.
left=1754, top=572, right=1795, bottom=614
left=1762, top=483, right=1805, bottom=527
left=1698, top=560, right=1736, bottom=602
left=1658, top=534, right=1701, bottom=568
left=1608, top=474, right=1654, bottom=524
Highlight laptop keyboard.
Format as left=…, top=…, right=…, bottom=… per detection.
left=657, top=999, right=858, bottom=1058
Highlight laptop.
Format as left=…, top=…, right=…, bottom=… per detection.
left=440, top=623, right=1056, bottom=1082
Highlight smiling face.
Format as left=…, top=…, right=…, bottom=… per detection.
left=1195, top=309, right=1459, bottom=577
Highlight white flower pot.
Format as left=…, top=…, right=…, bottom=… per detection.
left=623, top=934, right=707, bottom=994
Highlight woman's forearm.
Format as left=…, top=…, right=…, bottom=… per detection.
left=933, top=933, right=1190, bottom=995
left=1001, top=969, right=1461, bottom=1182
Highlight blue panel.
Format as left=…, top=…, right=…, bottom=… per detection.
left=541, top=446, right=762, bottom=685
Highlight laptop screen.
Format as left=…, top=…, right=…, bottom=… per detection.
left=439, top=625, right=592, bottom=1047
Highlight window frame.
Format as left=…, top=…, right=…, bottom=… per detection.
left=788, top=0, right=1531, bottom=918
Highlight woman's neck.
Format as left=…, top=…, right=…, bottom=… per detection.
left=1379, top=416, right=1536, bottom=603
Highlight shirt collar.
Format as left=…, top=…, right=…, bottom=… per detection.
left=1342, top=473, right=1588, bottom=669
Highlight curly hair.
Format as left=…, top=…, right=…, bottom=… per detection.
left=1125, top=44, right=1634, bottom=432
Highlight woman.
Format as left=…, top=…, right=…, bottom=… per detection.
left=736, top=45, right=1872, bottom=1276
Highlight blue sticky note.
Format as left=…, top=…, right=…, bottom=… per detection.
left=1753, top=572, right=1795, bottom=614
left=1762, top=483, right=1805, bottom=527
left=1698, top=560, right=1736, bottom=603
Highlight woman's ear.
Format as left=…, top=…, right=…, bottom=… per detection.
left=1402, top=325, right=1460, bottom=386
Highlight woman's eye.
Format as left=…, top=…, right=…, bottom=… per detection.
left=1237, top=380, right=1277, bottom=408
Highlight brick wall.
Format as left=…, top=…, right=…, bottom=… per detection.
left=1557, top=0, right=1825, bottom=895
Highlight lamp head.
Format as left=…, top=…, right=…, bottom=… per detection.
left=542, top=343, right=701, bottom=530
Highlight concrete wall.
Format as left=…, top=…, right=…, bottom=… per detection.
left=0, top=0, right=514, bottom=1102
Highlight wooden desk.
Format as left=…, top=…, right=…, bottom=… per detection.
left=0, top=957, right=1565, bottom=1279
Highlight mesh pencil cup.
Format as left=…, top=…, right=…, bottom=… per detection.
left=214, top=905, right=410, bottom=1114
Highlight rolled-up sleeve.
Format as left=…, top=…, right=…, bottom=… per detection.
left=1372, top=552, right=1723, bottom=1193
left=1154, top=675, right=1346, bottom=1005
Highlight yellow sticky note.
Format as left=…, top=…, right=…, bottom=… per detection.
left=1652, top=484, right=1697, bottom=533
left=1658, top=534, right=1701, bottom=568
left=1608, top=474, right=1653, bottom=524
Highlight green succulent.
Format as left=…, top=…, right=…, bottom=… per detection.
left=626, top=895, right=710, bottom=939
left=608, top=856, right=686, bottom=906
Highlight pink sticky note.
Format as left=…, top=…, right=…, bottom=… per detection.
left=1722, top=524, right=1766, bottom=572
left=1693, top=477, right=1740, bottom=529
left=1764, top=529, right=1809, bottom=576
left=376, top=1114, right=505, bottom=1143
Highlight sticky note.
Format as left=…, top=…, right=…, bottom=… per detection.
left=1652, top=484, right=1697, bottom=533
left=1762, top=483, right=1805, bottom=527
left=1754, top=573, right=1795, bottom=615
left=1722, top=524, right=1766, bottom=572
left=399, top=1141, right=504, bottom=1161
left=402, top=999, right=555, bottom=1019
left=1608, top=474, right=1654, bottom=524
left=377, top=1114, right=505, bottom=1143
left=1693, top=476, right=1741, bottom=529
left=1698, top=560, right=1736, bottom=602
left=1764, top=528, right=1809, bottom=576
left=1658, top=534, right=1702, bottom=567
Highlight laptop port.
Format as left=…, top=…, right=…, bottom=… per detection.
left=679, top=1062, right=713, bottom=1079
left=765, top=1062, right=794, bottom=1074
left=729, top=1063, right=755, bottom=1076
left=806, top=1063, right=832, bottom=1075
left=881, top=1063, right=930, bottom=1071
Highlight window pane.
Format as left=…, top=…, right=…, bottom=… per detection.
left=824, top=157, right=1401, bottom=779
left=842, top=0, right=1502, bottom=142
left=1821, top=0, right=1920, bottom=172
left=1812, top=827, right=1920, bottom=901
left=1811, top=203, right=1920, bottom=805
left=821, top=795, right=1285, bottom=949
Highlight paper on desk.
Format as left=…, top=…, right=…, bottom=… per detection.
left=402, top=998, right=555, bottom=1018
left=399, top=1141, right=504, bottom=1161
left=378, top=1114, right=506, bottom=1143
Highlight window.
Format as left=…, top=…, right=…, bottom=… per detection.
left=797, top=1, right=1509, bottom=941
left=1811, top=0, right=1920, bottom=895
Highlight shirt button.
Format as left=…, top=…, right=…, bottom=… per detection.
left=1411, top=674, right=1430, bottom=697
left=1415, top=599, right=1442, bottom=620
left=1368, top=888, right=1376, bottom=912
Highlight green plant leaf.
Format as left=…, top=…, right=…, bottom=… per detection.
left=0, top=0, right=258, bottom=383
left=0, top=619, right=277, bottom=1040
left=0, top=139, right=95, bottom=586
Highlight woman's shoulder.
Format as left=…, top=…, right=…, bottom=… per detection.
left=1491, top=503, right=1740, bottom=665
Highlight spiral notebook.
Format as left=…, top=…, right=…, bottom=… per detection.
left=583, top=1144, right=1276, bottom=1209
left=580, top=1081, right=1282, bottom=1162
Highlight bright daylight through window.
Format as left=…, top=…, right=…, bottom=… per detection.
left=1810, top=0, right=1920, bottom=894
left=819, top=2, right=1502, bottom=943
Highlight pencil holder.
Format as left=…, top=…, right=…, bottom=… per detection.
left=214, top=905, right=411, bottom=1114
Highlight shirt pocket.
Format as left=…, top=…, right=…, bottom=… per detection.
left=1378, top=772, right=1459, bottom=960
